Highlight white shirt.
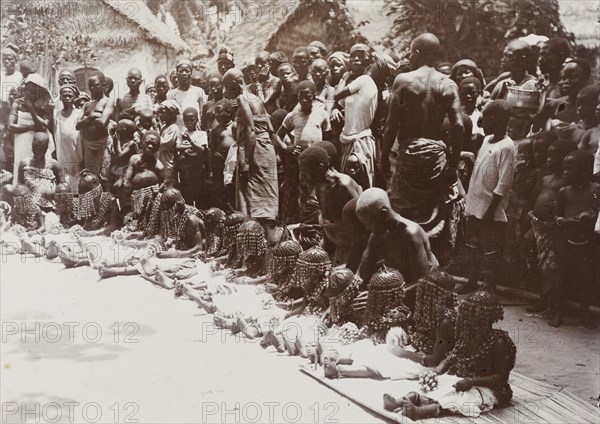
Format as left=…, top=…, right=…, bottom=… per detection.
left=1, top=70, right=23, bottom=103
left=465, top=134, right=515, bottom=222
left=167, top=86, right=208, bottom=130
left=342, top=74, right=378, bottom=137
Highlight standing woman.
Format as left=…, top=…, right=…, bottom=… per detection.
left=222, top=68, right=278, bottom=231
left=53, top=84, right=83, bottom=190
left=8, top=73, right=54, bottom=184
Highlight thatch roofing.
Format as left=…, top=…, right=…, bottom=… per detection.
left=100, top=0, right=192, bottom=52
left=217, top=1, right=299, bottom=67
left=216, top=0, right=394, bottom=68
left=25, top=0, right=192, bottom=53
left=558, top=0, right=599, bottom=48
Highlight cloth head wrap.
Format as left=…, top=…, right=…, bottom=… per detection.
left=328, top=51, right=349, bottom=69
left=160, top=100, right=181, bottom=115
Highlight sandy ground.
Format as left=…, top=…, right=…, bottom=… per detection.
left=1, top=254, right=598, bottom=424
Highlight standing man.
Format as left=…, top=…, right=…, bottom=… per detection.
left=76, top=72, right=114, bottom=179
left=115, top=68, right=153, bottom=121
left=1, top=44, right=23, bottom=174
left=167, top=58, right=207, bottom=131
left=382, top=33, right=464, bottom=218
left=334, top=43, right=378, bottom=187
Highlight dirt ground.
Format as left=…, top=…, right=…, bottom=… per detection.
left=1, top=255, right=598, bottom=423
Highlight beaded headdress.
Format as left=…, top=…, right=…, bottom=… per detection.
left=365, top=264, right=407, bottom=333
left=412, top=271, right=459, bottom=354
left=293, top=245, right=331, bottom=303
left=271, top=240, right=302, bottom=291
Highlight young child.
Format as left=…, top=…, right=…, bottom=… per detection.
left=527, top=139, right=577, bottom=320
left=158, top=100, right=181, bottom=187
left=506, top=137, right=540, bottom=286
left=209, top=99, right=235, bottom=208
left=18, top=132, right=62, bottom=211
left=134, top=108, right=157, bottom=145
left=177, top=107, right=208, bottom=208
left=532, top=130, right=559, bottom=177
left=555, top=150, right=600, bottom=329
left=576, top=86, right=600, bottom=154
left=310, top=59, right=335, bottom=116
left=460, top=100, right=515, bottom=294
left=273, top=80, right=331, bottom=224
left=109, top=119, right=138, bottom=200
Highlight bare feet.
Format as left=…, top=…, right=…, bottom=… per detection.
left=45, top=241, right=60, bottom=260
left=155, top=268, right=175, bottom=289
left=98, top=266, right=113, bottom=279
left=383, top=394, right=403, bottom=412
left=138, top=255, right=156, bottom=276
left=323, top=357, right=340, bottom=379
left=213, top=314, right=233, bottom=329
left=174, top=281, right=185, bottom=298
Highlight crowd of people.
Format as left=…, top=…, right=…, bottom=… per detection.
left=1, top=31, right=599, bottom=420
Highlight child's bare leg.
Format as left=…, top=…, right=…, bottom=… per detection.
left=98, top=265, right=140, bottom=279
left=238, top=317, right=261, bottom=339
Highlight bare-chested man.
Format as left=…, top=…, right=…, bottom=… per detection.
left=115, top=68, right=153, bottom=121
left=122, top=130, right=164, bottom=222
left=298, top=145, right=362, bottom=266
left=382, top=33, right=464, bottom=256
left=76, top=71, right=114, bottom=178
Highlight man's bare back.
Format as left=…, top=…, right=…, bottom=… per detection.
left=394, top=67, right=459, bottom=143
left=317, top=172, right=362, bottom=222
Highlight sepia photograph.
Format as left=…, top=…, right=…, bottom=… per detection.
left=0, top=0, right=598, bottom=423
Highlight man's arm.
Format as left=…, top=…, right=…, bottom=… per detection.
left=408, top=225, right=435, bottom=281
left=357, top=233, right=380, bottom=286
left=121, top=156, right=136, bottom=196
left=97, top=98, right=114, bottom=127
left=272, top=125, right=291, bottom=157
left=381, top=78, right=402, bottom=175
left=445, top=80, right=465, bottom=168
left=237, top=95, right=256, bottom=169
left=157, top=216, right=205, bottom=259
left=17, top=160, right=27, bottom=185
left=263, top=78, right=282, bottom=106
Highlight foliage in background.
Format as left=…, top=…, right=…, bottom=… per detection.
left=1, top=1, right=98, bottom=75
left=384, top=0, right=572, bottom=77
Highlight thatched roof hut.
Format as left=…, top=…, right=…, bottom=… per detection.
left=4, top=0, right=205, bottom=94
left=211, top=0, right=394, bottom=70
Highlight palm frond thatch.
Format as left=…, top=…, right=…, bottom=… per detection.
left=217, top=0, right=370, bottom=69
left=24, top=0, right=191, bottom=52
